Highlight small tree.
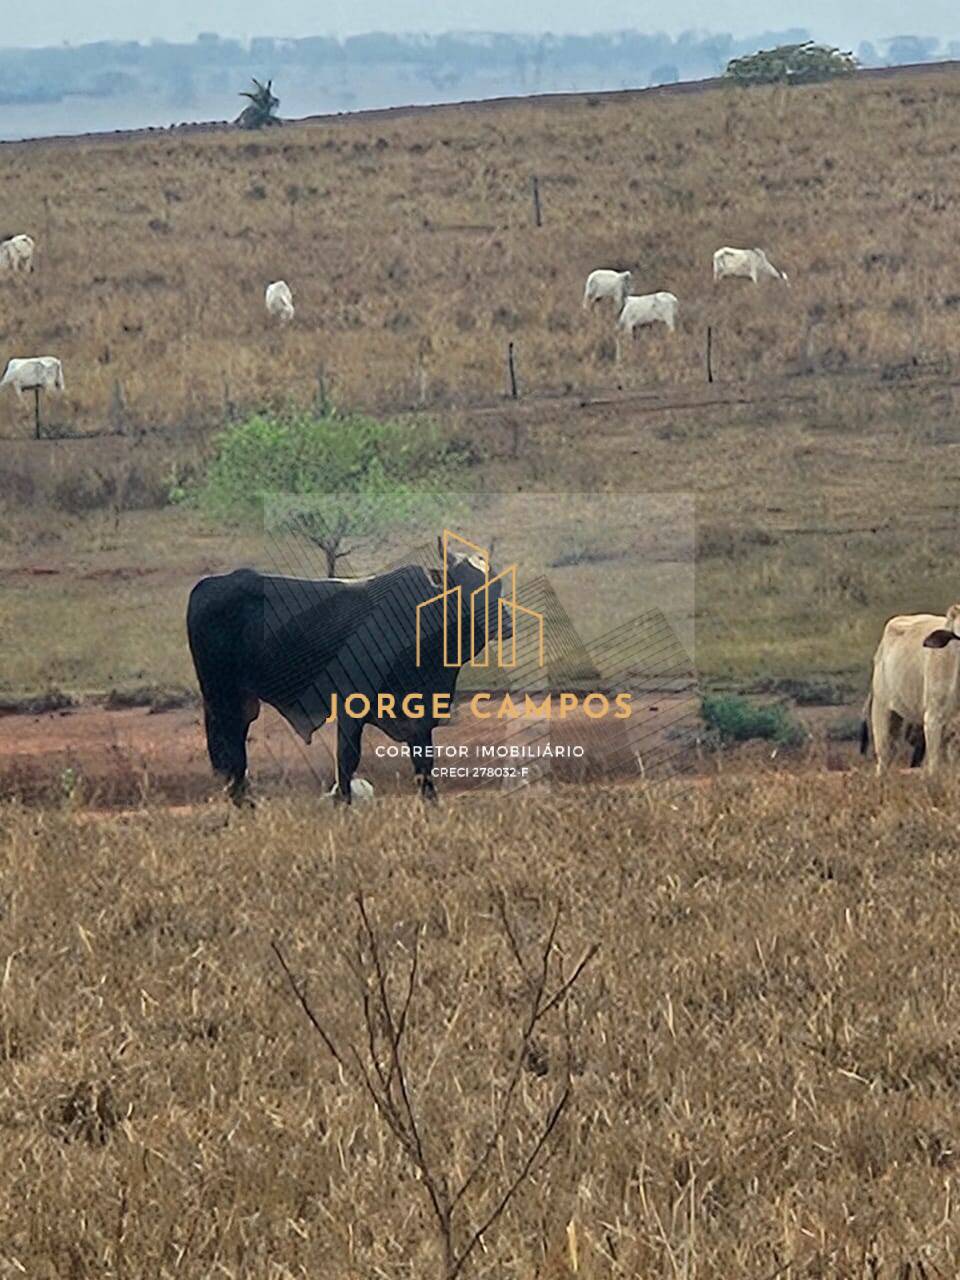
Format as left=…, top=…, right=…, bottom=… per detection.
left=724, top=41, right=857, bottom=86
left=236, top=77, right=280, bottom=129
left=195, top=410, right=467, bottom=575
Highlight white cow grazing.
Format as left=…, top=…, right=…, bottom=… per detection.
left=617, top=291, right=679, bottom=336
left=713, top=247, right=788, bottom=286
left=583, top=269, right=631, bottom=311
left=861, top=604, right=960, bottom=774
left=0, top=356, right=64, bottom=399
left=265, top=280, right=294, bottom=322
left=0, top=234, right=35, bottom=274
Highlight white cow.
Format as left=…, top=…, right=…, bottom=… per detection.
left=0, top=234, right=35, bottom=274
left=265, top=280, right=294, bottom=322
left=583, top=269, right=631, bottom=311
left=0, top=356, right=64, bottom=399
left=713, top=246, right=789, bottom=286
left=617, top=291, right=679, bottom=337
left=327, top=778, right=375, bottom=802
left=861, top=605, right=960, bottom=774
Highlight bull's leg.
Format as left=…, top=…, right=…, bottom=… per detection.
left=204, top=692, right=258, bottom=806
left=335, top=719, right=363, bottom=805
left=411, top=731, right=438, bottom=803
left=871, top=701, right=899, bottom=776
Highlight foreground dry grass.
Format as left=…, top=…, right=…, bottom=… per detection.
left=4, top=774, right=960, bottom=1276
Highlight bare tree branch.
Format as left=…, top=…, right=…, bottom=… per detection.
left=355, top=895, right=452, bottom=1249
left=450, top=1085, right=571, bottom=1279
left=271, top=940, right=345, bottom=1069
left=534, top=944, right=601, bottom=1027
left=493, top=887, right=530, bottom=982
left=276, top=895, right=595, bottom=1280
left=451, top=903, right=596, bottom=1213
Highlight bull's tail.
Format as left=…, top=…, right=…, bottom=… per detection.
left=859, top=693, right=871, bottom=756
left=186, top=571, right=260, bottom=788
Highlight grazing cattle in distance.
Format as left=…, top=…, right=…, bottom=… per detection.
left=265, top=280, right=295, bottom=322
left=861, top=605, right=960, bottom=774
left=186, top=538, right=511, bottom=805
left=617, top=291, right=679, bottom=337
left=0, top=356, right=64, bottom=399
left=583, top=269, right=632, bottom=312
left=713, top=246, right=789, bottom=286
left=0, top=234, right=35, bottom=274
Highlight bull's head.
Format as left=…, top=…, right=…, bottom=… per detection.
left=924, top=604, right=960, bottom=648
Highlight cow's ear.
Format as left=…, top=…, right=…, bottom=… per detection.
left=924, top=629, right=956, bottom=648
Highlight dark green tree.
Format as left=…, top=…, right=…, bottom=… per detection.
left=724, top=41, right=856, bottom=86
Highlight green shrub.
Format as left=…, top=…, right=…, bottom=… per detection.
left=193, top=409, right=470, bottom=574
left=701, top=693, right=806, bottom=746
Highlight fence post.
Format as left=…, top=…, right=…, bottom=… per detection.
left=706, top=325, right=714, bottom=384
left=507, top=342, right=519, bottom=400
left=33, top=386, right=41, bottom=439
left=110, top=379, right=127, bottom=435
left=531, top=175, right=542, bottom=228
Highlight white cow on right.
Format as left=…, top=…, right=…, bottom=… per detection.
left=265, top=280, right=295, bottom=323
left=861, top=604, right=960, bottom=775
left=713, top=246, right=789, bottom=286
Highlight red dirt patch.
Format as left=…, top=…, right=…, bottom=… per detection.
left=0, top=695, right=702, bottom=809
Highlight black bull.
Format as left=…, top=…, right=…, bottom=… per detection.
left=186, top=550, right=509, bottom=804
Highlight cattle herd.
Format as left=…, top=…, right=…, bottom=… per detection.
left=0, top=212, right=952, bottom=794
left=0, top=230, right=787, bottom=403
left=581, top=245, right=788, bottom=342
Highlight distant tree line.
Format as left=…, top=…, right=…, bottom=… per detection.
left=0, top=28, right=956, bottom=108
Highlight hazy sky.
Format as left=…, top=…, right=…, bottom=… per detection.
left=18, top=1, right=960, bottom=49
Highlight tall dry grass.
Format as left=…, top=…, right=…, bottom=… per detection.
left=3, top=773, right=960, bottom=1276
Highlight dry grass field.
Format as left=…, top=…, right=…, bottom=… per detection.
left=6, top=69, right=960, bottom=1279
left=3, top=73, right=960, bottom=426
left=4, top=69, right=960, bottom=699
left=4, top=775, right=960, bottom=1277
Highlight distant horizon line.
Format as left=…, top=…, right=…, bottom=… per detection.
left=6, top=26, right=955, bottom=54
